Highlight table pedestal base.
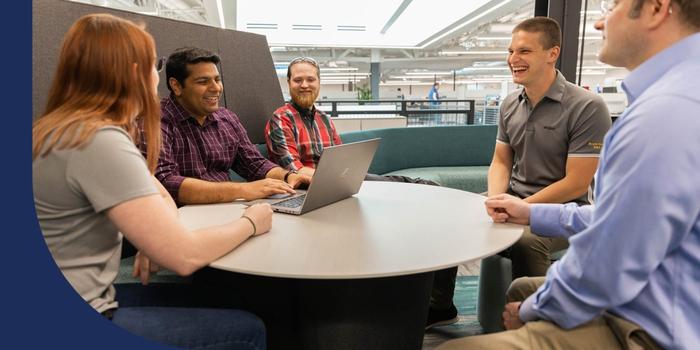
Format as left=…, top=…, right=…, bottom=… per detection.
left=194, top=268, right=434, bottom=350
left=296, top=272, right=434, bottom=350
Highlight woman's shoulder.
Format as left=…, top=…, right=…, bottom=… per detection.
left=88, top=126, right=135, bottom=149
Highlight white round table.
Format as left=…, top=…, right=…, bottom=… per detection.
left=179, top=181, right=523, bottom=350
left=180, top=181, right=523, bottom=279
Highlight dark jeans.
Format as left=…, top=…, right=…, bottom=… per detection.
left=430, top=266, right=459, bottom=310
left=113, top=283, right=266, bottom=350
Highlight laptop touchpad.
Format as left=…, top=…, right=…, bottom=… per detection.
left=268, top=193, right=293, bottom=199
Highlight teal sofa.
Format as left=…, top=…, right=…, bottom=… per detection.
left=246, top=125, right=497, bottom=193
left=339, top=125, right=497, bottom=193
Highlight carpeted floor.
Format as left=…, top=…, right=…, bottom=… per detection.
left=423, top=276, right=483, bottom=349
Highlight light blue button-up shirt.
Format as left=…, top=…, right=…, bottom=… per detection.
left=519, top=32, right=700, bottom=350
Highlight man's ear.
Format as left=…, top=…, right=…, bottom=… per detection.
left=169, top=77, right=182, bottom=96
left=548, top=46, right=561, bottom=64
left=645, top=0, right=673, bottom=30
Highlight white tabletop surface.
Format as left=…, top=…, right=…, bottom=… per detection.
left=179, top=181, right=523, bottom=279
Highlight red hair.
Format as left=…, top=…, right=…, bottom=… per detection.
left=32, top=13, right=161, bottom=173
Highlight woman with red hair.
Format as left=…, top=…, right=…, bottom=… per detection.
left=33, top=13, right=270, bottom=349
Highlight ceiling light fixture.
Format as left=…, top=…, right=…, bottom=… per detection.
left=421, top=0, right=512, bottom=47
left=440, top=50, right=507, bottom=56
left=461, top=67, right=510, bottom=71
left=405, top=71, right=452, bottom=75
left=321, top=72, right=371, bottom=76
left=320, top=67, right=359, bottom=72
left=475, top=36, right=511, bottom=41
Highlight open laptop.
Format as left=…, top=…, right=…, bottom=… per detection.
left=269, top=138, right=380, bottom=215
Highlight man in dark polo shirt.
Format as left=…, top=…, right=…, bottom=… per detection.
left=487, top=17, right=611, bottom=280
left=155, top=47, right=311, bottom=206
left=428, top=17, right=611, bottom=329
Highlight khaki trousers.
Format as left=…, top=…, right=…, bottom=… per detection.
left=436, top=277, right=662, bottom=350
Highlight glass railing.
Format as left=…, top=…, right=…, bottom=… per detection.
left=315, top=99, right=483, bottom=127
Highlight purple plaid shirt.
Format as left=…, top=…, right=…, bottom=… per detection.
left=156, top=94, right=277, bottom=201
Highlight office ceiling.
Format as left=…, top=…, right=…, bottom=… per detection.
left=72, top=0, right=619, bottom=86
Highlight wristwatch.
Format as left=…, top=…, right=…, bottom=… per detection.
left=284, top=169, right=298, bottom=183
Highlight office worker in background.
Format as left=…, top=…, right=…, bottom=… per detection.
left=32, top=14, right=271, bottom=349
left=439, top=0, right=700, bottom=348
left=265, top=57, right=460, bottom=329
left=428, top=82, right=441, bottom=105
left=152, top=47, right=311, bottom=206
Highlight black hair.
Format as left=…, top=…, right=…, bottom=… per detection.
left=165, top=47, right=221, bottom=93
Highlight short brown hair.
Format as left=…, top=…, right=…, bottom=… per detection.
left=630, top=0, right=700, bottom=30
left=512, top=17, right=562, bottom=49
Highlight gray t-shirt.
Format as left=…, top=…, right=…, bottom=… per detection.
left=33, top=126, right=157, bottom=313
left=497, top=71, right=611, bottom=204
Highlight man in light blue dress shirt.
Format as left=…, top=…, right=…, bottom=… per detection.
left=438, top=0, right=700, bottom=349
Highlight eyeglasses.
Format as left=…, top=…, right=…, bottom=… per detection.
left=155, top=56, right=166, bottom=72
left=600, top=0, right=617, bottom=16
left=289, top=57, right=319, bottom=68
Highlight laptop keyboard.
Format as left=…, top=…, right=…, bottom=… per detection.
left=275, top=194, right=306, bottom=208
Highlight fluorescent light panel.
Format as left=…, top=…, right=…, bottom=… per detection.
left=320, top=67, right=359, bottom=72
left=441, top=50, right=507, bottom=55
left=405, top=71, right=452, bottom=75
left=321, top=72, right=370, bottom=76
left=474, top=36, right=601, bottom=41
left=421, top=0, right=512, bottom=47
left=462, top=67, right=510, bottom=71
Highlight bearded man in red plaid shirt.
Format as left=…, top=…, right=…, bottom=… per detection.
left=264, top=57, right=341, bottom=178
left=265, top=57, right=440, bottom=186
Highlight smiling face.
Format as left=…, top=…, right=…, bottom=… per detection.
left=288, top=62, right=320, bottom=109
left=508, top=30, right=559, bottom=87
left=170, top=62, right=222, bottom=120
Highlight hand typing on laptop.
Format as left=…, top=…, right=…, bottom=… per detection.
left=237, top=178, right=295, bottom=201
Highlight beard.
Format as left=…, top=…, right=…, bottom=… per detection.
left=291, top=90, right=319, bottom=109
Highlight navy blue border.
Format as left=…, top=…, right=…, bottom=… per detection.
left=9, top=2, right=169, bottom=348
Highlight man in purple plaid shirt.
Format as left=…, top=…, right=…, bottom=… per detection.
left=155, top=47, right=311, bottom=206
